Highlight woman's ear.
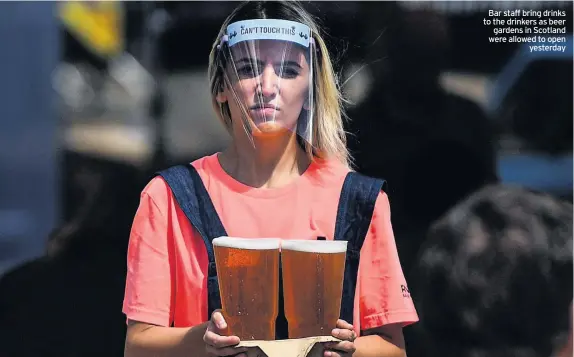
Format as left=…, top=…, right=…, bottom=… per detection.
left=303, top=98, right=310, bottom=111
left=216, top=92, right=228, bottom=104
left=215, top=78, right=228, bottom=103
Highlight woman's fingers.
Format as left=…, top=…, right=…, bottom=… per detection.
left=325, top=341, right=356, bottom=352
left=205, top=344, right=247, bottom=357
left=211, top=310, right=228, bottom=330
left=335, top=319, right=354, bottom=331
left=331, top=319, right=356, bottom=342
left=204, top=309, right=244, bottom=355
left=324, top=340, right=356, bottom=356
left=203, top=328, right=240, bottom=348
left=323, top=351, right=343, bottom=357
left=331, top=328, right=356, bottom=342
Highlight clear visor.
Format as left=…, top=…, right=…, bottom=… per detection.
left=218, top=19, right=314, bottom=145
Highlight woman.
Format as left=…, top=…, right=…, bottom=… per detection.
left=123, top=1, right=418, bottom=357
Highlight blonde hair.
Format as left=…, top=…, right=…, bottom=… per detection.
left=207, top=1, right=351, bottom=168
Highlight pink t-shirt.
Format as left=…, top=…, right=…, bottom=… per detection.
left=122, top=153, right=418, bottom=333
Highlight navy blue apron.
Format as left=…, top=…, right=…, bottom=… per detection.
left=157, top=164, right=386, bottom=338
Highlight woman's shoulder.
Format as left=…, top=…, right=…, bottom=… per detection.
left=309, top=157, right=351, bottom=184
left=311, top=158, right=388, bottom=192
left=190, top=153, right=219, bottom=173
left=142, top=154, right=219, bottom=201
left=320, top=163, right=392, bottom=218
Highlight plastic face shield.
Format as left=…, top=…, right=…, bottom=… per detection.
left=217, top=19, right=314, bottom=145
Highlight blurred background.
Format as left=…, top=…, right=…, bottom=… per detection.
left=0, top=1, right=571, bottom=356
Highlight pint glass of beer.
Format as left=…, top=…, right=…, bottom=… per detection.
left=281, top=240, right=347, bottom=338
left=212, top=237, right=281, bottom=340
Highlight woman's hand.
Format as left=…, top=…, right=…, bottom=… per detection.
left=203, top=310, right=248, bottom=357
left=324, top=319, right=357, bottom=357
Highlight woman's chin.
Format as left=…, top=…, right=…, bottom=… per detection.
left=252, top=121, right=292, bottom=137
left=257, top=121, right=285, bottom=131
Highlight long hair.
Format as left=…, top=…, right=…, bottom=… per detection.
left=208, top=0, right=351, bottom=168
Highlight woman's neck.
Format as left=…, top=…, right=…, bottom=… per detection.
left=219, top=132, right=311, bottom=189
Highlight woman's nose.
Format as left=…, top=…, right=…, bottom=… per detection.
left=257, top=66, right=278, bottom=97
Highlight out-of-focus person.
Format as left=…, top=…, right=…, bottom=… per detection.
left=345, top=5, right=498, bottom=275
left=0, top=152, right=142, bottom=357
left=410, top=184, right=572, bottom=357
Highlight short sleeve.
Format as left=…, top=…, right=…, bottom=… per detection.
left=122, top=179, right=175, bottom=326
left=357, top=192, right=419, bottom=331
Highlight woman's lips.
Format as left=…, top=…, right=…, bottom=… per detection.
left=251, top=107, right=279, bottom=117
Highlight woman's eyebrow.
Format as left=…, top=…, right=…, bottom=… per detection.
left=235, top=58, right=257, bottom=65
left=280, top=60, right=302, bottom=69
left=236, top=58, right=302, bottom=69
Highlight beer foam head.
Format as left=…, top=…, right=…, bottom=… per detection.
left=212, top=237, right=281, bottom=250
left=281, top=239, right=348, bottom=253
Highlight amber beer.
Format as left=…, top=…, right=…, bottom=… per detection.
left=212, top=237, right=280, bottom=340
left=281, top=240, right=347, bottom=338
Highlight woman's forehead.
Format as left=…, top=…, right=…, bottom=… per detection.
left=230, top=40, right=308, bottom=64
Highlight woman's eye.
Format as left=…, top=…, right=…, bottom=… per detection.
left=237, top=65, right=256, bottom=76
left=279, top=68, right=299, bottom=78
left=235, top=65, right=299, bottom=79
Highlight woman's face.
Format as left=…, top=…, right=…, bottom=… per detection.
left=218, top=40, right=311, bottom=137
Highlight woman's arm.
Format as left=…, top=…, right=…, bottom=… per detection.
left=124, top=320, right=209, bottom=357
left=124, top=313, right=247, bottom=357
left=354, top=324, right=406, bottom=357
left=351, top=192, right=418, bottom=357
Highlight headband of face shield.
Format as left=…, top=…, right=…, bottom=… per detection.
left=217, top=19, right=315, bottom=145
